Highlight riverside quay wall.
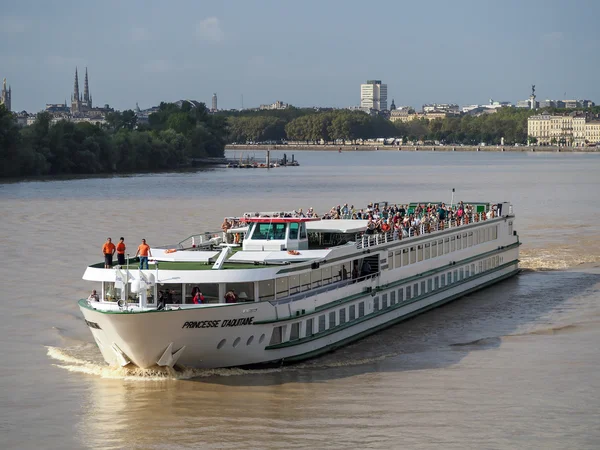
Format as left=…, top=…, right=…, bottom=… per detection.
left=226, top=144, right=598, bottom=153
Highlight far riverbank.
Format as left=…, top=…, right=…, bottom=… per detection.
left=226, top=144, right=599, bottom=153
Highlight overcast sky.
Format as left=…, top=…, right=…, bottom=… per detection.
left=2, top=0, right=599, bottom=112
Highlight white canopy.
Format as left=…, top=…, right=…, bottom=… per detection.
left=150, top=248, right=219, bottom=262
left=306, top=219, right=367, bottom=234
left=228, top=249, right=331, bottom=263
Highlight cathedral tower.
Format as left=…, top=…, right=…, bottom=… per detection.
left=0, top=78, right=11, bottom=111
left=71, top=67, right=81, bottom=113
left=82, top=67, right=92, bottom=108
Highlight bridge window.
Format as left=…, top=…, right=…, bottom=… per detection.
left=289, top=222, right=299, bottom=239
left=300, top=223, right=307, bottom=239
left=252, top=223, right=287, bottom=240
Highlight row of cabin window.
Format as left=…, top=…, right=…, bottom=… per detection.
left=387, top=225, right=498, bottom=270
left=270, top=254, right=504, bottom=345
left=258, top=261, right=352, bottom=301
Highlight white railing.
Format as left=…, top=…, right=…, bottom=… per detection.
left=174, top=231, right=225, bottom=250
left=356, top=211, right=500, bottom=250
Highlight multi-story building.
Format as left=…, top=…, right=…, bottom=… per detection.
left=360, top=80, right=387, bottom=111
left=389, top=110, right=454, bottom=123
left=422, top=103, right=459, bottom=113
left=259, top=100, right=289, bottom=110
left=1, top=78, right=11, bottom=111
left=211, top=93, right=217, bottom=112
left=528, top=113, right=600, bottom=146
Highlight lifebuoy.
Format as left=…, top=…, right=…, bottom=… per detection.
left=287, top=250, right=300, bottom=255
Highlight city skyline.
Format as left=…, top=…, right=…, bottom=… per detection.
left=2, top=0, right=600, bottom=112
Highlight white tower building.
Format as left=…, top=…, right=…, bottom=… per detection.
left=360, top=80, right=387, bottom=111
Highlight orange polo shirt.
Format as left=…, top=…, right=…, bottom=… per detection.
left=102, top=242, right=116, bottom=255
left=116, top=242, right=126, bottom=254
left=137, top=243, right=150, bottom=257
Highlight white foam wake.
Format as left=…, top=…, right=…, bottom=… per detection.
left=47, top=345, right=395, bottom=381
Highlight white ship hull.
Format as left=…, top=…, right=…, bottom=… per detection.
left=79, top=215, right=520, bottom=369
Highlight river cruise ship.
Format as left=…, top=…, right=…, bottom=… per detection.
left=79, top=201, right=520, bottom=369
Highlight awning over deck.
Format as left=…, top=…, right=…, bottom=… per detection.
left=306, top=219, right=367, bottom=234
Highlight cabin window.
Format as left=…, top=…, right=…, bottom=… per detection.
left=289, top=222, right=299, bottom=239
left=289, top=275, right=300, bottom=295
left=508, top=221, right=513, bottom=235
left=456, top=234, right=461, bottom=250
left=104, top=282, right=121, bottom=302
left=410, top=247, right=417, bottom=264
left=185, top=283, right=220, bottom=304
left=318, top=315, right=326, bottom=332
left=395, top=250, right=401, bottom=267
left=427, top=279, right=432, bottom=292
left=305, top=318, right=314, bottom=337
left=465, top=266, right=470, bottom=278
left=388, top=252, right=394, bottom=270
left=495, top=255, right=500, bottom=267
left=300, top=223, right=307, bottom=239
left=438, top=239, right=444, bottom=255
left=413, top=283, right=419, bottom=297
left=417, top=245, right=423, bottom=262
left=332, top=264, right=343, bottom=282
left=471, top=263, right=475, bottom=275
left=485, top=228, right=490, bottom=242
left=311, top=269, right=322, bottom=289
left=447, top=272, right=452, bottom=284
left=444, top=238, right=450, bottom=254
left=473, top=230, right=479, bottom=245
left=468, top=232, right=473, bottom=247
left=290, top=322, right=300, bottom=341
left=300, top=272, right=311, bottom=291
left=158, top=284, right=182, bottom=304
left=339, top=308, right=346, bottom=324
left=479, top=261, right=483, bottom=273
left=342, top=262, right=351, bottom=280
left=374, top=297, right=380, bottom=312
left=349, top=304, right=356, bottom=321
left=431, top=241, right=437, bottom=258
left=329, top=311, right=336, bottom=328
left=434, top=276, right=439, bottom=290
left=462, top=233, right=467, bottom=248
left=421, top=281, right=426, bottom=295
left=259, top=279, right=275, bottom=301
left=406, top=285, right=411, bottom=299
left=454, top=270, right=458, bottom=281
left=450, top=236, right=456, bottom=252
left=382, top=293, right=388, bottom=309
left=424, top=243, right=431, bottom=260
left=441, top=274, right=446, bottom=287
left=269, top=326, right=283, bottom=345
left=492, top=226, right=498, bottom=240
left=390, top=290, right=396, bottom=305
left=358, top=302, right=365, bottom=317
left=459, top=268, right=464, bottom=281
left=402, top=248, right=409, bottom=266
left=322, top=266, right=333, bottom=285
left=223, top=282, right=254, bottom=303
left=276, top=277, right=289, bottom=299
left=398, top=288, right=404, bottom=302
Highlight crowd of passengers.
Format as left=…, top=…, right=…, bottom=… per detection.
left=220, top=202, right=501, bottom=241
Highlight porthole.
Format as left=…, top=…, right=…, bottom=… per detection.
left=258, top=333, right=266, bottom=344
left=233, top=337, right=241, bottom=348
left=246, top=335, right=254, bottom=346
left=217, top=339, right=226, bottom=349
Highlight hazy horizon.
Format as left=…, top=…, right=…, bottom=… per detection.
left=2, top=0, right=599, bottom=112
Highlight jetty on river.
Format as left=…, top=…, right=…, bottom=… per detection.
left=225, top=151, right=300, bottom=168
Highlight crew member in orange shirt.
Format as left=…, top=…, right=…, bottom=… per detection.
left=135, top=238, right=152, bottom=270
left=116, top=237, right=126, bottom=266
left=102, top=237, right=116, bottom=268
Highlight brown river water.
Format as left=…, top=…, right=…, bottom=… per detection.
left=1, top=150, right=600, bottom=449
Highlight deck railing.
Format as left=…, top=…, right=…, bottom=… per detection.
left=356, top=211, right=500, bottom=250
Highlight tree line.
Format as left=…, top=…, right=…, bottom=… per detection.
left=0, top=101, right=227, bottom=178
left=222, top=106, right=587, bottom=145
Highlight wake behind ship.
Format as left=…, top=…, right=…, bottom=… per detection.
left=79, top=201, right=520, bottom=369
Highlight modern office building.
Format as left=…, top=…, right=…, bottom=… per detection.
left=360, top=80, right=387, bottom=111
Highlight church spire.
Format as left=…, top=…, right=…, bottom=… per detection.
left=74, top=67, right=80, bottom=101
left=84, top=67, right=89, bottom=103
